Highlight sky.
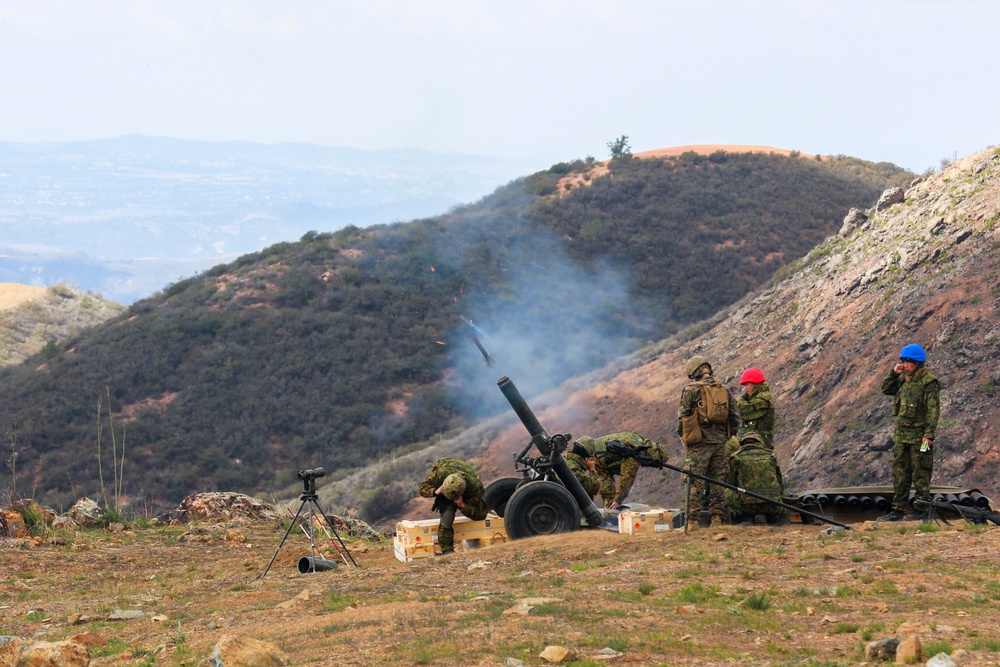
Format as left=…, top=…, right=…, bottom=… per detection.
left=2, top=0, right=998, bottom=174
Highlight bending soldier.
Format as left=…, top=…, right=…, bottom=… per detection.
left=574, top=432, right=668, bottom=509
left=417, top=457, right=488, bottom=554
left=724, top=432, right=787, bottom=525
left=879, top=344, right=940, bottom=522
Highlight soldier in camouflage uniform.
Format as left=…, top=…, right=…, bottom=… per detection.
left=417, top=457, right=488, bottom=553
left=575, top=433, right=668, bottom=509
left=676, top=356, right=740, bottom=525
left=564, top=443, right=602, bottom=501
left=736, top=367, right=776, bottom=449
left=723, top=432, right=787, bottom=525
left=879, top=344, right=940, bottom=521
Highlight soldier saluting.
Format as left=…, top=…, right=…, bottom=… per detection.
left=879, top=344, right=940, bottom=522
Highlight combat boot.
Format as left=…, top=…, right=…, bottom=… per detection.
left=903, top=509, right=935, bottom=522
left=879, top=509, right=905, bottom=521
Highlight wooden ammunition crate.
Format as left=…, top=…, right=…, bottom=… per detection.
left=618, top=509, right=674, bottom=535
left=394, top=514, right=507, bottom=562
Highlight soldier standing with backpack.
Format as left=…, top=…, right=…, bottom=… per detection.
left=676, top=356, right=741, bottom=526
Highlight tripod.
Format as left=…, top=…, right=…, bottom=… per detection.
left=260, top=468, right=358, bottom=579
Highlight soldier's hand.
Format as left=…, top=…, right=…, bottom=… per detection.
left=455, top=496, right=466, bottom=510
left=586, top=457, right=596, bottom=471
left=893, top=363, right=905, bottom=374
left=610, top=501, right=620, bottom=510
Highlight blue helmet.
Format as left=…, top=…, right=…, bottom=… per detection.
left=899, top=343, right=926, bottom=363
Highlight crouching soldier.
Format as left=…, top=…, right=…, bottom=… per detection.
left=724, top=432, right=787, bottom=526
left=575, top=432, right=668, bottom=509
left=417, top=457, right=488, bottom=554
left=565, top=442, right=602, bottom=501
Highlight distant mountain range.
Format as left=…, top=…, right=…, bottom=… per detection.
left=0, top=136, right=538, bottom=303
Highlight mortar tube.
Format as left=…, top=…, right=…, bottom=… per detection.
left=497, top=376, right=603, bottom=528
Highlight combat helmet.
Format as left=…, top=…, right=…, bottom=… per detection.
left=685, top=355, right=712, bottom=379
left=574, top=436, right=597, bottom=457
left=739, top=431, right=768, bottom=448
left=441, top=473, right=466, bottom=500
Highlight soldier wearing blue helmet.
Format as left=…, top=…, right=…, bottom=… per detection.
left=879, top=343, right=940, bottom=521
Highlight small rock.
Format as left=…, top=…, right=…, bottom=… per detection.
left=67, top=631, right=106, bottom=649
left=897, top=621, right=932, bottom=636
left=467, top=560, right=489, bottom=571
left=539, top=645, right=576, bottom=663
left=895, top=635, right=921, bottom=664
left=502, top=604, right=535, bottom=616
left=712, top=533, right=728, bottom=541
left=864, top=637, right=899, bottom=661
left=504, top=659, right=527, bottom=667
left=926, top=652, right=957, bottom=667
left=107, top=609, right=146, bottom=620
left=17, top=640, right=90, bottom=667
left=208, top=635, right=289, bottom=666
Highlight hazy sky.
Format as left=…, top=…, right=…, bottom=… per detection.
left=2, top=1, right=997, bottom=173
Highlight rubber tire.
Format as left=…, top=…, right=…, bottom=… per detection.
left=504, top=480, right=582, bottom=540
left=483, top=477, right=521, bottom=518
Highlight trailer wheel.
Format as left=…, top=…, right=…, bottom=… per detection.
left=483, top=477, right=522, bottom=517
left=504, top=480, right=582, bottom=540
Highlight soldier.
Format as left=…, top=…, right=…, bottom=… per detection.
left=417, top=457, right=488, bottom=554
left=676, top=356, right=740, bottom=526
left=724, top=432, right=787, bottom=525
left=737, top=367, right=776, bottom=449
left=879, top=344, right=940, bottom=522
left=564, top=442, right=602, bottom=501
left=574, top=432, right=668, bottom=509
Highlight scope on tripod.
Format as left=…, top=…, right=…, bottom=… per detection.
left=297, top=467, right=326, bottom=481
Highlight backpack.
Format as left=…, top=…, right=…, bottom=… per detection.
left=732, top=445, right=783, bottom=504
left=696, top=381, right=730, bottom=425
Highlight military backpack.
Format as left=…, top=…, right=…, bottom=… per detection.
left=696, top=381, right=730, bottom=425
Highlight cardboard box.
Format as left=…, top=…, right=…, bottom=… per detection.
left=618, top=509, right=673, bottom=535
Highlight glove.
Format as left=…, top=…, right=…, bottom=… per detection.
left=431, top=494, right=455, bottom=514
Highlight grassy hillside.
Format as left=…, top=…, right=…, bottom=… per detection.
left=0, top=151, right=912, bottom=511
left=0, top=283, right=124, bottom=366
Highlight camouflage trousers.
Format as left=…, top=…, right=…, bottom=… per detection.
left=890, top=438, right=934, bottom=512
left=437, top=499, right=488, bottom=552
left=722, top=490, right=787, bottom=522
left=684, top=441, right=728, bottom=519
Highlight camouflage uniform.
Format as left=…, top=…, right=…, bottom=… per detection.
left=564, top=450, right=602, bottom=499
left=676, top=367, right=740, bottom=521
left=723, top=433, right=786, bottom=523
left=577, top=432, right=668, bottom=508
left=737, top=382, right=776, bottom=449
left=881, top=366, right=940, bottom=512
left=417, top=457, right=488, bottom=552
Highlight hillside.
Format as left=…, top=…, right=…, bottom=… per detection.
left=0, top=150, right=912, bottom=511
left=2, top=518, right=999, bottom=666
left=0, top=283, right=124, bottom=366
left=321, top=147, right=999, bottom=524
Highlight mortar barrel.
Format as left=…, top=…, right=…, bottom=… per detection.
left=957, top=493, right=974, bottom=507
left=945, top=493, right=959, bottom=504
left=833, top=495, right=848, bottom=509
left=859, top=496, right=874, bottom=510
left=816, top=494, right=830, bottom=507
left=847, top=496, right=860, bottom=509
left=933, top=493, right=945, bottom=503
left=800, top=494, right=817, bottom=506
left=873, top=496, right=890, bottom=511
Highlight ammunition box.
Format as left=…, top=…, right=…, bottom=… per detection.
left=618, top=509, right=674, bottom=534
left=393, top=514, right=508, bottom=562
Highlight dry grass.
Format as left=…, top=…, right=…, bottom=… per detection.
left=2, top=519, right=1000, bottom=666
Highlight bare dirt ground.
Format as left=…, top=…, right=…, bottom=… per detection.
left=3, top=518, right=1000, bottom=666
left=0, top=283, right=46, bottom=311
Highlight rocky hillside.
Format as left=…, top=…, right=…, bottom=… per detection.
left=321, top=147, right=1000, bottom=521
left=0, top=283, right=124, bottom=366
